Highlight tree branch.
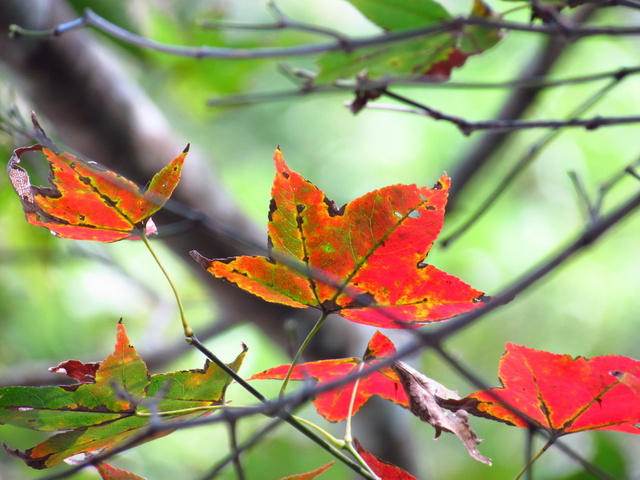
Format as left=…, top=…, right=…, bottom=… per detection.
left=9, top=7, right=640, bottom=63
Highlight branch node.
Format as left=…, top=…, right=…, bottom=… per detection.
left=585, top=116, right=603, bottom=130
left=614, top=67, right=631, bottom=81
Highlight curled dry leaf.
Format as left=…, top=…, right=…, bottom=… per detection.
left=392, top=361, right=491, bottom=465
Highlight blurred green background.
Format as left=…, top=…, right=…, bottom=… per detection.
left=1, top=1, right=640, bottom=479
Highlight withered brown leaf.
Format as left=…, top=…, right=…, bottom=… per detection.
left=392, top=361, right=491, bottom=466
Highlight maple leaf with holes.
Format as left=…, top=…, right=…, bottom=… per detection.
left=250, top=331, right=408, bottom=422
left=457, top=343, right=640, bottom=435
left=7, top=113, right=187, bottom=242
left=315, top=0, right=502, bottom=89
left=191, top=149, right=489, bottom=329
left=0, top=322, right=246, bottom=469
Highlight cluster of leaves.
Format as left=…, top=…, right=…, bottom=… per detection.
left=4, top=0, right=640, bottom=478
left=5, top=114, right=640, bottom=479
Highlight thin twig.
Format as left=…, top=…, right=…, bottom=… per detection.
left=552, top=438, right=618, bottom=480
left=199, top=1, right=348, bottom=45
left=200, top=418, right=283, bottom=480
left=441, top=74, right=623, bottom=245
left=569, top=171, right=599, bottom=223
left=187, top=336, right=376, bottom=479
left=208, top=65, right=640, bottom=109
left=227, top=416, right=245, bottom=480
left=525, top=428, right=535, bottom=480
left=382, top=81, right=639, bottom=137
left=593, top=157, right=640, bottom=215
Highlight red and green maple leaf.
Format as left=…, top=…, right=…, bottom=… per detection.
left=460, top=343, right=640, bottom=435
left=250, top=331, right=409, bottom=422
left=314, top=0, right=502, bottom=85
left=0, top=322, right=246, bottom=469
left=7, top=114, right=186, bottom=242
left=192, top=149, right=488, bottom=329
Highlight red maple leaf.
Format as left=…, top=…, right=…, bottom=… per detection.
left=95, top=463, right=147, bottom=480
left=354, top=438, right=419, bottom=480
left=7, top=114, right=187, bottom=242
left=461, top=343, right=640, bottom=435
left=192, top=149, right=488, bottom=329
left=249, top=331, right=408, bottom=422
left=279, top=462, right=334, bottom=480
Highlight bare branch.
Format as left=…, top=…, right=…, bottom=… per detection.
left=10, top=8, right=640, bottom=64
left=441, top=71, right=623, bottom=245
left=199, top=1, right=348, bottom=46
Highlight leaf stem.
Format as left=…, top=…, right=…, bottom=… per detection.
left=292, top=415, right=345, bottom=450
left=279, top=310, right=329, bottom=397
left=293, top=414, right=376, bottom=479
left=135, top=405, right=225, bottom=417
left=140, top=233, right=193, bottom=337
left=135, top=404, right=254, bottom=417
left=344, top=362, right=365, bottom=443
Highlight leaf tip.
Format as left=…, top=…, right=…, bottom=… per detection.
left=189, top=250, right=211, bottom=269
left=273, top=147, right=289, bottom=174
left=30, top=112, right=58, bottom=153
left=30, top=110, right=42, bottom=131
left=435, top=173, right=451, bottom=191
